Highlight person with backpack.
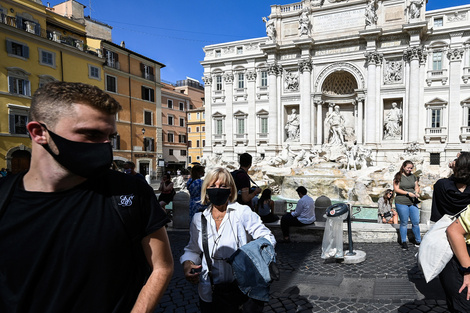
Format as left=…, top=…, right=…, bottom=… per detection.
left=0, top=82, right=173, bottom=313
left=232, top=153, right=261, bottom=209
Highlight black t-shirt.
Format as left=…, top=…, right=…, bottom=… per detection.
left=232, top=169, right=251, bottom=206
left=0, top=170, right=169, bottom=313
left=431, top=176, right=470, bottom=222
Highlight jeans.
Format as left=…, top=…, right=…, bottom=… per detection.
left=395, top=203, right=421, bottom=244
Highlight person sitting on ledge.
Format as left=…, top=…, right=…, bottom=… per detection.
left=253, top=188, right=279, bottom=224
left=280, top=186, right=315, bottom=242
left=378, top=189, right=398, bottom=224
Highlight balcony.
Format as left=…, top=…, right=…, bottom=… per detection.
left=212, top=90, right=225, bottom=103
left=106, top=60, right=120, bottom=70
left=142, top=72, right=155, bottom=82
left=460, top=126, right=470, bottom=142
left=1, top=13, right=101, bottom=56
left=212, top=133, right=226, bottom=146
left=424, top=127, right=447, bottom=143
left=234, top=133, right=248, bottom=146
left=426, top=69, right=448, bottom=86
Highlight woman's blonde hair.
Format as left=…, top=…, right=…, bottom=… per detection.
left=201, top=167, right=237, bottom=205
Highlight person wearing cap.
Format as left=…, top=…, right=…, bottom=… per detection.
left=280, top=186, right=315, bottom=242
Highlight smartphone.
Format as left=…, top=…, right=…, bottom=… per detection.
left=190, top=267, right=202, bottom=274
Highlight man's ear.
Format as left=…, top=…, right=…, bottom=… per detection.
left=27, top=122, right=47, bottom=145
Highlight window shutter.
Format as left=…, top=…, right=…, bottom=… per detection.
left=23, top=45, right=29, bottom=59
left=16, top=16, right=23, bottom=29
left=150, top=89, right=155, bottom=102
left=140, top=63, right=145, bottom=72
left=141, top=86, right=145, bottom=99
left=9, top=114, right=15, bottom=134
left=8, top=77, right=14, bottom=93
left=114, top=52, right=119, bottom=62
left=6, top=40, right=12, bottom=54
left=151, top=139, right=154, bottom=151
left=34, top=23, right=40, bottom=36
left=149, top=66, right=154, bottom=75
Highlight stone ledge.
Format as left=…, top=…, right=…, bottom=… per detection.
left=266, top=220, right=430, bottom=243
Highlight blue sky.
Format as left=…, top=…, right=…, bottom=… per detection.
left=48, top=0, right=469, bottom=84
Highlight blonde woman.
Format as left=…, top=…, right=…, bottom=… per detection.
left=180, top=167, right=275, bottom=313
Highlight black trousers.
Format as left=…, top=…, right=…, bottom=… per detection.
left=439, top=244, right=470, bottom=313
left=281, top=213, right=309, bottom=238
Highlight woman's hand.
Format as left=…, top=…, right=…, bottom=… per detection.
left=459, top=273, right=470, bottom=300
left=183, top=261, right=201, bottom=285
left=408, top=192, right=418, bottom=198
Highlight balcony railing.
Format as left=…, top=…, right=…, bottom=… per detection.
left=426, top=69, right=448, bottom=86
left=424, top=127, right=447, bottom=143
left=1, top=13, right=102, bottom=57
left=212, top=133, right=226, bottom=146
left=460, top=126, right=470, bottom=142
left=143, top=73, right=155, bottom=82
left=106, top=60, right=120, bottom=70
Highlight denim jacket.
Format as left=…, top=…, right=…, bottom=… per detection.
left=228, top=237, right=276, bottom=302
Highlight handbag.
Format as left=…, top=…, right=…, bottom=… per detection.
left=201, top=215, right=247, bottom=308
left=417, top=206, right=468, bottom=283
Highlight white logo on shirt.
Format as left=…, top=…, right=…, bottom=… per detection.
left=119, top=195, right=134, bottom=207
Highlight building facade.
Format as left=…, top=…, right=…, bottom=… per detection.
left=0, top=0, right=104, bottom=173
left=161, top=82, right=190, bottom=173
left=201, top=0, right=470, bottom=167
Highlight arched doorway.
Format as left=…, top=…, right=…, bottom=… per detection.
left=321, top=71, right=359, bottom=144
left=11, top=150, right=31, bottom=174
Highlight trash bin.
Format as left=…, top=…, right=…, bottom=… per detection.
left=321, top=203, right=349, bottom=259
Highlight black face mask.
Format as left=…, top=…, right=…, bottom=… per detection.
left=40, top=123, right=113, bottom=178
left=207, top=188, right=231, bottom=206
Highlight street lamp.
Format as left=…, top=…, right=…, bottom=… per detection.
left=141, top=128, right=146, bottom=135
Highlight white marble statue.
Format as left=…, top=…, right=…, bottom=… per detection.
left=384, top=102, right=402, bottom=139
left=325, top=105, right=346, bottom=146
left=298, top=10, right=310, bottom=36
left=268, top=144, right=295, bottom=167
left=365, top=0, right=377, bottom=26
left=262, top=17, right=276, bottom=41
left=409, top=0, right=424, bottom=19
left=285, top=108, right=300, bottom=141
left=384, top=61, right=403, bottom=84
left=292, top=149, right=307, bottom=168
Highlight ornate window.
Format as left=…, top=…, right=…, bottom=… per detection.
left=8, top=68, right=30, bottom=96
left=425, top=98, right=447, bottom=143
left=8, top=104, right=29, bottom=135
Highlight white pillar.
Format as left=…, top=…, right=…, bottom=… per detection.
left=202, top=75, right=213, bottom=151
left=316, top=100, right=323, bottom=145
left=365, top=51, right=380, bottom=144
left=224, top=72, right=234, bottom=147
left=268, top=63, right=280, bottom=146
left=448, top=49, right=465, bottom=143
left=405, top=47, right=423, bottom=143
left=246, top=70, right=257, bottom=147
left=357, top=97, right=364, bottom=144
left=299, top=59, right=312, bottom=145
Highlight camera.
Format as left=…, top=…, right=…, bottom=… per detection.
left=190, top=267, right=202, bottom=274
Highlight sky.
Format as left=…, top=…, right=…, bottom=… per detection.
left=47, top=0, right=470, bottom=84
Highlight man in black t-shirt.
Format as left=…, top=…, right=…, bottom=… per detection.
left=0, top=82, right=173, bottom=313
left=232, top=153, right=261, bottom=208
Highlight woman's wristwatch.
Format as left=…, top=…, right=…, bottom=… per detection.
left=458, top=265, right=470, bottom=273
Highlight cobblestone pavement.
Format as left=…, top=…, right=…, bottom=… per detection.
left=155, top=231, right=449, bottom=313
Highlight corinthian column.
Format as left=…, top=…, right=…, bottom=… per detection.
left=404, top=46, right=425, bottom=142
left=364, top=51, right=381, bottom=144
left=268, top=63, right=281, bottom=145
left=299, top=59, right=312, bottom=145
left=448, top=48, right=465, bottom=143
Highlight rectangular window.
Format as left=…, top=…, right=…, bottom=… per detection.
left=9, top=76, right=30, bottom=96
left=169, top=149, right=173, bottom=156
left=216, top=120, right=223, bottom=134
left=168, top=100, right=173, bottom=109
left=180, top=150, right=187, bottom=156
left=433, top=52, right=443, bottom=71
left=261, top=117, right=268, bottom=134
left=188, top=113, right=192, bottom=120
left=238, top=73, right=245, bottom=89
left=431, top=109, right=441, bottom=128
left=261, top=71, right=268, bottom=87
left=215, top=50, right=221, bottom=57
left=168, top=115, right=173, bottom=125
left=40, top=50, right=54, bottom=66
left=203, top=140, right=205, bottom=147
left=142, top=86, right=155, bottom=102
left=237, top=47, right=243, bottom=55
left=196, top=126, right=200, bottom=132
left=188, top=156, right=192, bottom=164
left=89, top=65, right=101, bottom=80
left=468, top=109, right=470, bottom=127
left=216, top=76, right=223, bottom=91
left=197, top=113, right=200, bottom=119
left=9, top=113, right=28, bottom=134
left=188, top=127, right=191, bottom=133
left=143, top=137, right=154, bottom=151
left=106, top=75, right=117, bottom=93
left=237, top=119, right=245, bottom=134
left=168, top=133, right=174, bottom=142
left=430, top=153, right=440, bottom=165
left=434, top=17, right=443, bottom=28
left=179, top=118, right=185, bottom=127
left=188, top=140, right=192, bottom=147
left=179, top=134, right=186, bottom=143
left=144, top=111, right=152, bottom=125
left=6, top=40, right=29, bottom=59
left=179, top=102, right=184, bottom=111
left=202, top=126, right=205, bottom=132
left=196, top=140, right=200, bottom=147
left=105, top=50, right=119, bottom=69
left=141, top=63, right=154, bottom=81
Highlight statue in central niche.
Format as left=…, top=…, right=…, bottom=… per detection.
left=325, top=105, right=346, bottom=146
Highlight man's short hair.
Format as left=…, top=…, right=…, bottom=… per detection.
left=29, top=81, right=122, bottom=127
left=239, top=153, right=252, bottom=167
left=126, top=161, right=136, bottom=169
left=296, top=186, right=307, bottom=196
